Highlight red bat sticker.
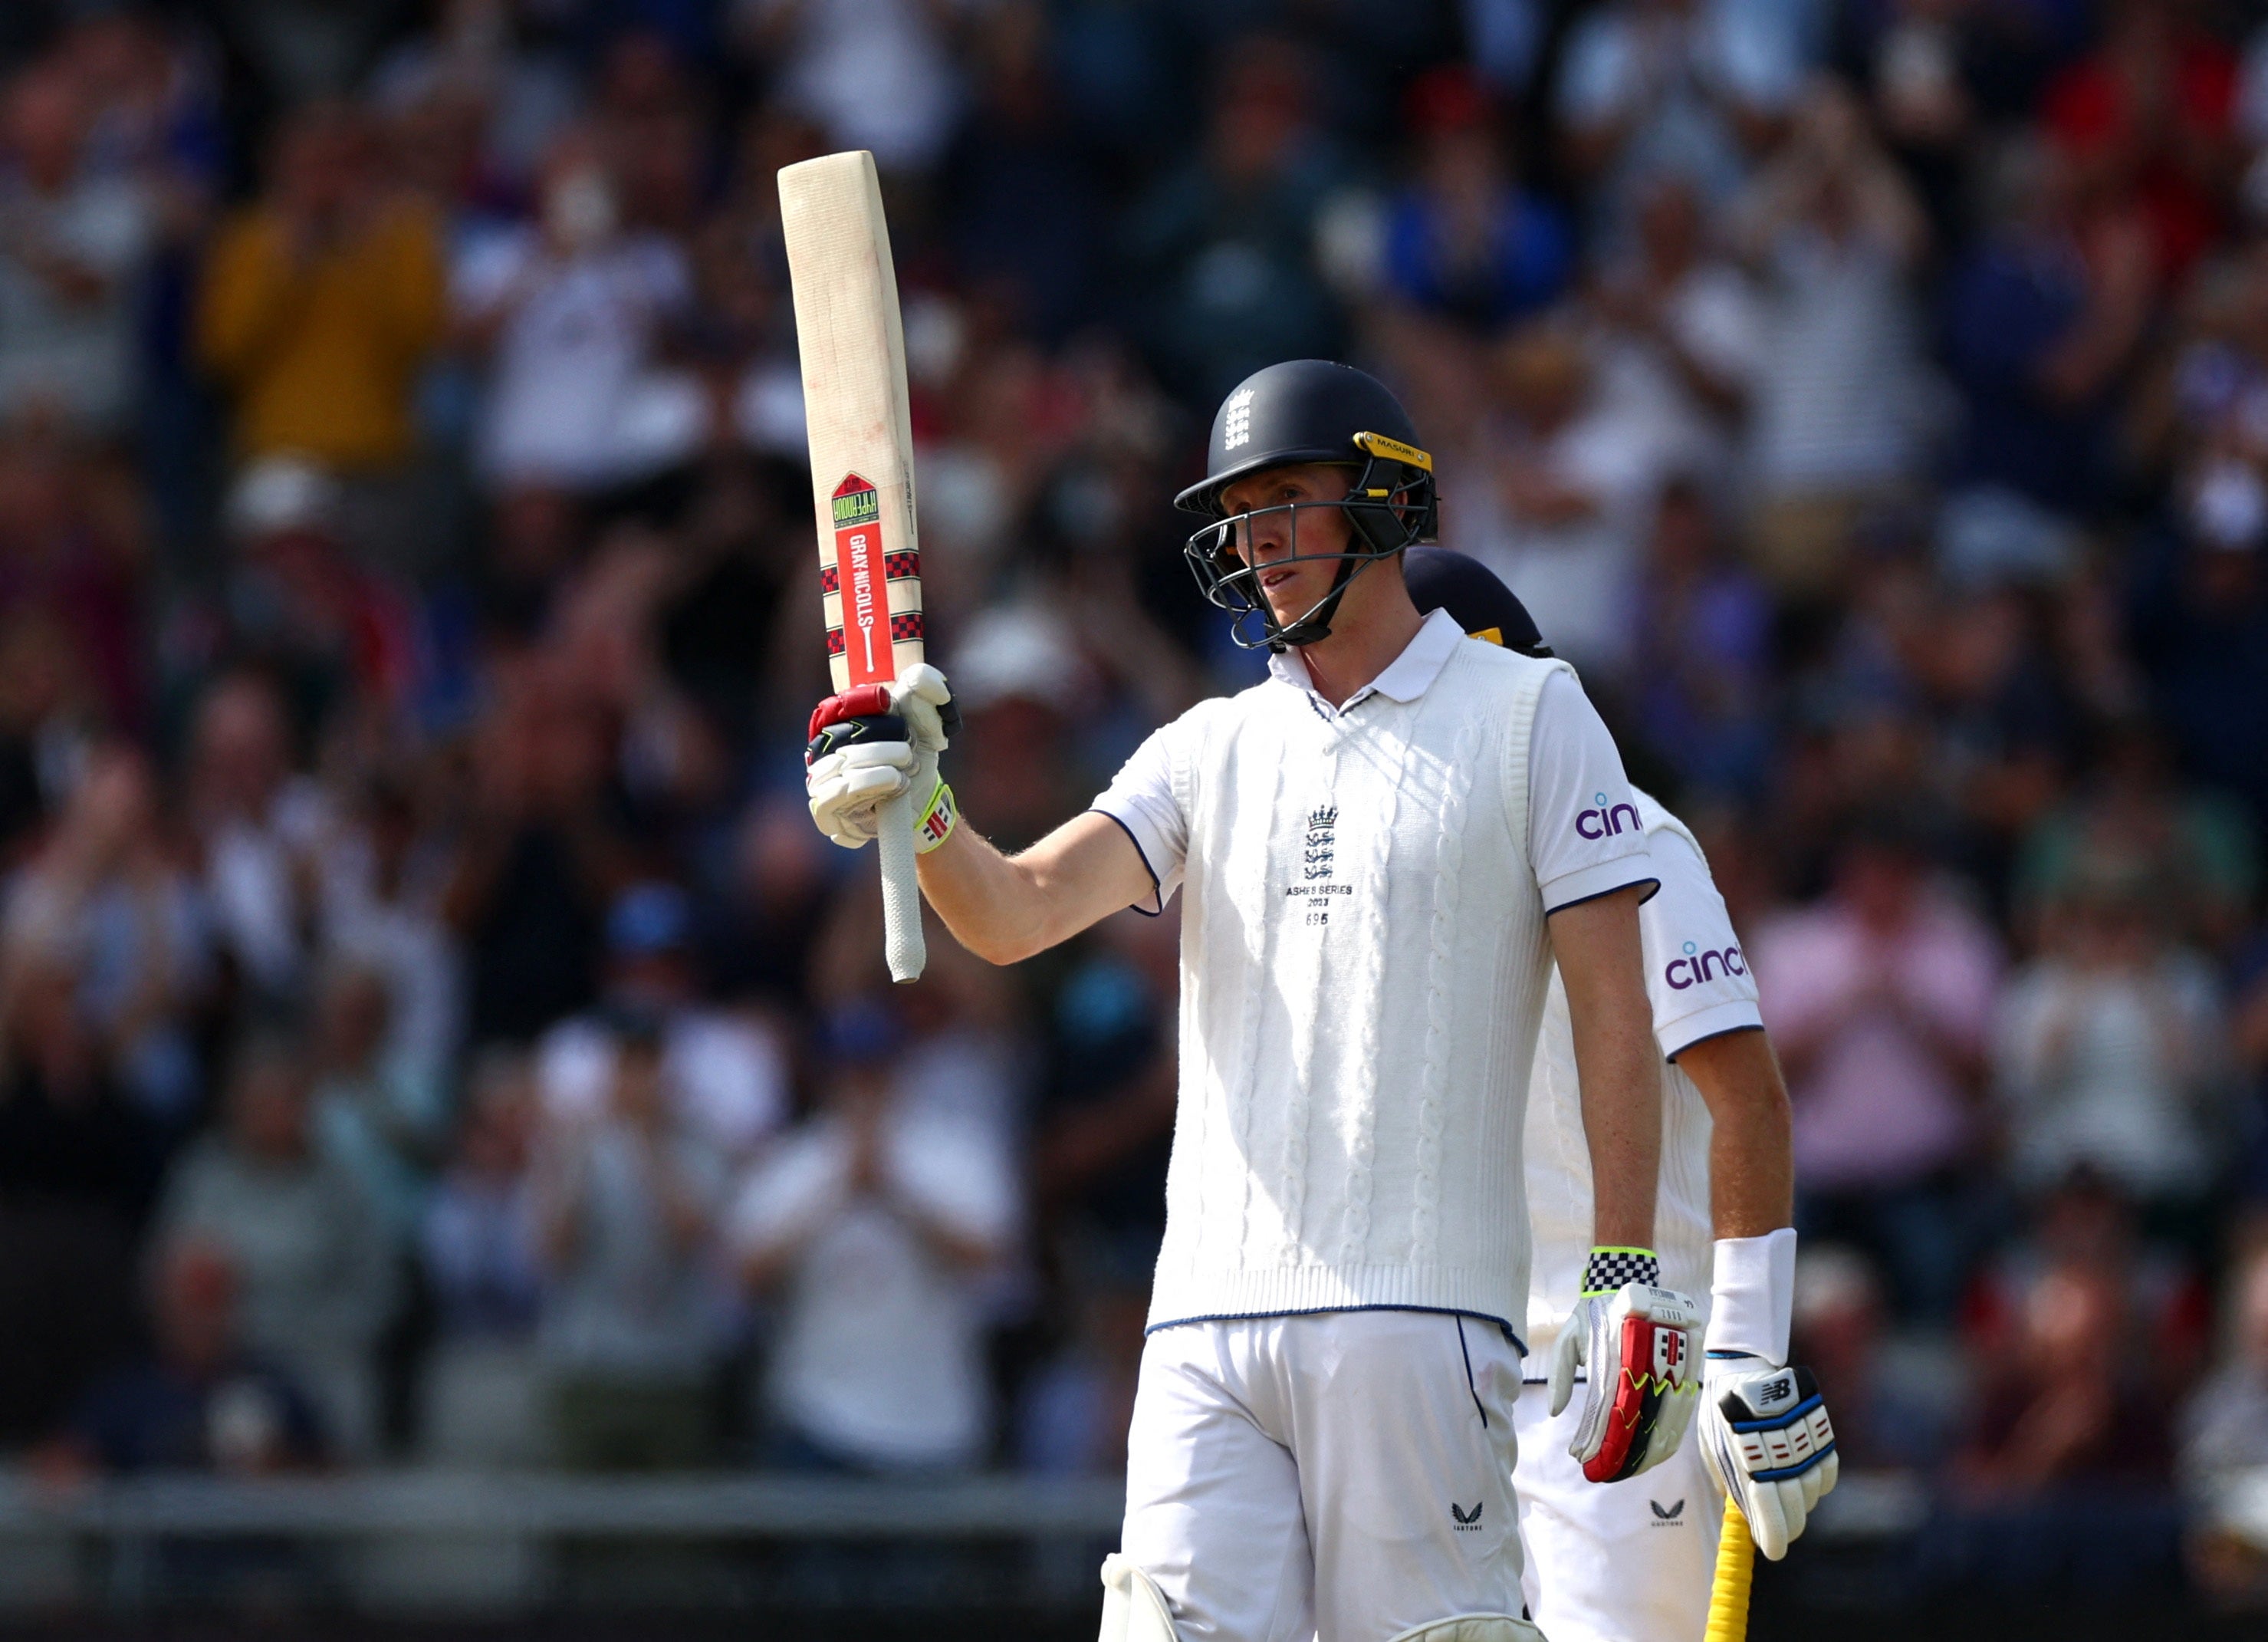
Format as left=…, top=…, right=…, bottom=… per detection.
left=831, top=473, right=891, bottom=686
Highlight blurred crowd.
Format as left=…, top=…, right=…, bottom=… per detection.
left=2, top=0, right=2268, bottom=1601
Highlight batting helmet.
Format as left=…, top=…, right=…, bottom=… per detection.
left=1402, top=547, right=1553, bottom=657
left=1174, top=360, right=1438, bottom=650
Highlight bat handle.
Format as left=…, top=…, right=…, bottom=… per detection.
left=876, top=790, right=925, bottom=982
left=1704, top=1494, right=1755, bottom=1642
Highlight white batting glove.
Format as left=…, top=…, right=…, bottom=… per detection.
left=886, top=663, right=955, bottom=755
left=1697, top=1228, right=1836, bottom=1558
left=804, top=665, right=958, bottom=851
left=1698, top=1357, right=1839, bottom=1560
left=1549, top=1248, right=1702, bottom=1484
left=807, top=736, right=915, bottom=848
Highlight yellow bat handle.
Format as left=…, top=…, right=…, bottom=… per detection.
left=1704, top=1495, right=1754, bottom=1642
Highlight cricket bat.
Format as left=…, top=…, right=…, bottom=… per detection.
left=779, top=150, right=927, bottom=982
left=1704, top=1496, right=1755, bottom=1642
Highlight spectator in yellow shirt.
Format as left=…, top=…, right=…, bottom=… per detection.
left=196, top=101, right=442, bottom=477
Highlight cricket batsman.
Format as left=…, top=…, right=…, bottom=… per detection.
left=804, top=361, right=1698, bottom=1641
left=1402, top=548, right=1840, bottom=1642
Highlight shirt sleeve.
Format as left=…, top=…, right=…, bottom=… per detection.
left=1640, top=825, right=1763, bottom=1059
left=1526, top=668, right=1658, bottom=913
left=1089, top=716, right=1192, bottom=915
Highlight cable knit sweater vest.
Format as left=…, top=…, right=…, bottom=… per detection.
left=1146, top=641, right=1570, bottom=1341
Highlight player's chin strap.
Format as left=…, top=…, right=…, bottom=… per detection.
left=1268, top=548, right=1369, bottom=650
left=1385, top=1615, right=1547, bottom=1641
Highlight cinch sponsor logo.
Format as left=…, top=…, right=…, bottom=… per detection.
left=1575, top=791, right=1641, bottom=841
left=1665, top=938, right=1745, bottom=989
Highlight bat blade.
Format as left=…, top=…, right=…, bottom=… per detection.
left=781, top=150, right=925, bottom=982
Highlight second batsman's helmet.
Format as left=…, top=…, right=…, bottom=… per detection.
left=1402, top=547, right=1553, bottom=656
left=1174, top=360, right=1438, bottom=650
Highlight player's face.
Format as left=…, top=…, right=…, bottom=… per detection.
left=1215, top=463, right=1354, bottom=631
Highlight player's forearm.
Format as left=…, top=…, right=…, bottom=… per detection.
left=913, top=827, right=1050, bottom=962
left=1675, top=1026, right=1794, bottom=1239
left=1551, top=887, right=1662, bottom=1249
left=915, top=809, right=1149, bottom=966
left=1577, top=1024, right=1662, bottom=1248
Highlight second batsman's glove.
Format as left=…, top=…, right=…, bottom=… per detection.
left=1550, top=1247, right=1703, bottom=1483
left=1698, top=1356, right=1838, bottom=1559
left=1698, top=1226, right=1838, bottom=1559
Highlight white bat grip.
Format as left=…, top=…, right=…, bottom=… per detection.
left=876, top=789, right=924, bottom=982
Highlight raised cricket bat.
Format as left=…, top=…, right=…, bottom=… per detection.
left=779, top=150, right=927, bottom=982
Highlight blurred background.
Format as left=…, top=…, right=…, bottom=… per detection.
left=0, top=0, right=2266, bottom=1637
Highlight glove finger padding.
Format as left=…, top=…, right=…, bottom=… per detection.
left=1699, top=1361, right=1838, bottom=1561
left=1547, top=1313, right=1584, bottom=1418
left=1553, top=1284, right=1703, bottom=1483
left=806, top=731, right=915, bottom=849
left=886, top=663, right=958, bottom=754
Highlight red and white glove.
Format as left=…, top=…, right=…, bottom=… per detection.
left=1697, top=1229, right=1838, bottom=1560
left=804, top=663, right=958, bottom=851
left=1549, top=1247, right=1703, bottom=1483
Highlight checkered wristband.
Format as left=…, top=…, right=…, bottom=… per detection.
left=1582, top=1246, right=1660, bottom=1296
left=915, top=780, right=958, bottom=854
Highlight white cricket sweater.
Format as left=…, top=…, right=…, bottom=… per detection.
left=1523, top=791, right=1763, bottom=1370
left=1094, top=610, right=1658, bottom=1341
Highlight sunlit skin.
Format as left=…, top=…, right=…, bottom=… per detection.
left=1214, top=462, right=1425, bottom=709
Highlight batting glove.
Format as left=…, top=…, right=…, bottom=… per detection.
left=1698, top=1357, right=1838, bottom=1560
left=805, top=665, right=960, bottom=851
left=882, top=663, right=957, bottom=756
left=1549, top=1248, right=1703, bottom=1483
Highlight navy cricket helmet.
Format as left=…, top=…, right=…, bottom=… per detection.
left=1402, top=547, right=1553, bottom=657
left=1174, top=360, right=1439, bottom=650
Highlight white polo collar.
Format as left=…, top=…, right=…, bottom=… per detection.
left=1267, top=607, right=1467, bottom=714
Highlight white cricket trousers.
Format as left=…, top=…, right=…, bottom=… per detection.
left=1119, top=1310, right=1528, bottom=1642
left=1512, top=1380, right=1721, bottom=1642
